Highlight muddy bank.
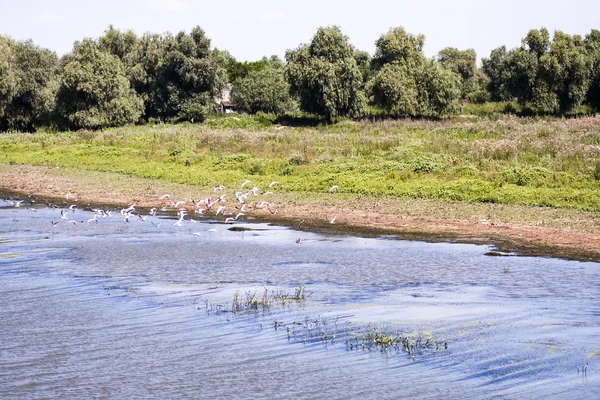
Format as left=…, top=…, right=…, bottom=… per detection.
left=1, top=163, right=599, bottom=261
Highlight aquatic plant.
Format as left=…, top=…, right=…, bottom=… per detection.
left=205, top=286, right=307, bottom=315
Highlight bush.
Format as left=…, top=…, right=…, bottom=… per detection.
left=467, top=90, right=490, bottom=104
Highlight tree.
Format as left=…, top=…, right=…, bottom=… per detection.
left=0, top=37, right=58, bottom=131
left=55, top=39, right=143, bottom=130
left=151, top=27, right=227, bottom=121
left=353, top=50, right=372, bottom=87
left=482, top=46, right=508, bottom=101
left=482, top=28, right=591, bottom=114
left=98, top=25, right=138, bottom=61
left=371, top=27, right=425, bottom=71
left=232, top=66, right=296, bottom=114
left=437, top=47, right=480, bottom=98
left=285, top=26, right=366, bottom=120
left=586, top=29, right=600, bottom=110
left=367, top=27, right=461, bottom=117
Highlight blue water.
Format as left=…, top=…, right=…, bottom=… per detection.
left=0, top=199, right=598, bottom=399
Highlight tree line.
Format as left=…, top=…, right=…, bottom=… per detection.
left=1, top=25, right=600, bottom=131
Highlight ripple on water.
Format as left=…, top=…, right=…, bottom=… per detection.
left=0, top=205, right=599, bottom=399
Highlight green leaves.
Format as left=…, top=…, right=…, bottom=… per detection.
left=367, top=27, right=460, bottom=118
left=483, top=28, right=594, bottom=114
left=285, top=26, right=366, bottom=120
left=232, top=65, right=296, bottom=114
left=0, top=36, right=58, bottom=132
left=55, top=39, right=143, bottom=130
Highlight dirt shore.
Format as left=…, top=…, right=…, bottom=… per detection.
left=1, top=164, right=599, bottom=261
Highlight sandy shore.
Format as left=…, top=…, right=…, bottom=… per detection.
left=1, top=164, right=599, bottom=261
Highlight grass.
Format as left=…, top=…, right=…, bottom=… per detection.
left=2, top=113, right=600, bottom=211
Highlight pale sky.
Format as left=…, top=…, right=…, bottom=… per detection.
left=1, top=0, right=599, bottom=63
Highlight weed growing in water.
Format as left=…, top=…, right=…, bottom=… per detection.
left=205, top=286, right=307, bottom=315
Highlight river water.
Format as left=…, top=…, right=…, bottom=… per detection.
left=0, top=199, right=598, bottom=399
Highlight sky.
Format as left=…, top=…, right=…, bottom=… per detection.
left=1, top=0, right=599, bottom=63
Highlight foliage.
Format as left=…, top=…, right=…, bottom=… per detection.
left=371, top=27, right=425, bottom=71
left=437, top=47, right=480, bottom=98
left=232, top=66, right=296, bottom=114
left=54, top=39, right=143, bottom=130
left=482, top=28, right=592, bottom=114
left=224, top=55, right=283, bottom=83
left=353, top=50, right=373, bottom=86
left=367, top=27, right=461, bottom=117
left=150, top=27, right=227, bottom=121
left=585, top=29, right=600, bottom=110
left=285, top=26, right=366, bottom=120
left=0, top=36, right=58, bottom=131
left=97, top=26, right=227, bottom=122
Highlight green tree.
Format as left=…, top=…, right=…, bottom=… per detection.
left=539, top=31, right=590, bottom=113
left=437, top=47, right=479, bottom=98
left=0, top=37, right=58, bottom=132
left=55, top=39, right=143, bottom=129
left=481, top=46, right=508, bottom=101
left=586, top=29, right=600, bottom=110
left=151, top=27, right=227, bottom=121
left=232, top=66, right=296, bottom=114
left=285, top=26, right=366, bottom=120
left=367, top=27, right=460, bottom=117
left=371, top=27, right=425, bottom=71
left=483, top=28, right=591, bottom=114
left=98, top=25, right=138, bottom=61
left=353, top=50, right=372, bottom=86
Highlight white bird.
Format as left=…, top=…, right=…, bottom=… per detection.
left=60, top=210, right=69, bottom=220
left=68, top=220, right=77, bottom=226
left=241, top=180, right=251, bottom=188
left=215, top=206, right=225, bottom=216
left=68, top=204, right=77, bottom=211
left=121, top=204, right=135, bottom=215
left=214, top=185, right=225, bottom=193
left=329, top=216, right=337, bottom=224
left=224, top=217, right=235, bottom=223
left=149, top=207, right=157, bottom=216
left=151, top=221, right=161, bottom=229
left=87, top=216, right=98, bottom=224
left=268, top=181, right=279, bottom=188
left=192, top=232, right=202, bottom=236
left=257, top=201, right=269, bottom=209
left=14, top=200, right=24, bottom=207
left=328, top=185, right=339, bottom=193
left=159, top=194, right=170, bottom=200
left=235, top=213, right=245, bottom=220
left=66, top=192, right=73, bottom=200
left=207, top=228, right=217, bottom=232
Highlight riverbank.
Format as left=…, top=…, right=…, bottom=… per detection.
left=2, top=163, right=599, bottom=261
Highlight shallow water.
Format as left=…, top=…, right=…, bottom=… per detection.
left=0, top=199, right=598, bottom=399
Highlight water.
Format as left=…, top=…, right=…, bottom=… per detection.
left=0, top=199, right=598, bottom=399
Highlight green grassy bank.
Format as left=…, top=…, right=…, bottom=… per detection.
left=1, top=114, right=600, bottom=211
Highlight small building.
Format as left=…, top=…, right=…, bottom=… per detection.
left=215, top=84, right=237, bottom=113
